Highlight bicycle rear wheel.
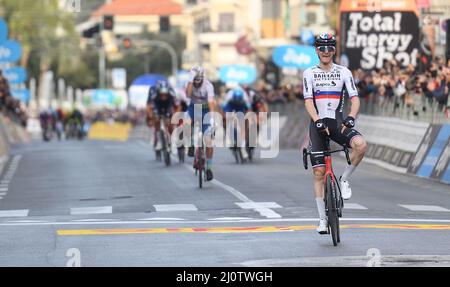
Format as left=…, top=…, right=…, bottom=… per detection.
left=198, top=148, right=203, bottom=189
left=326, top=174, right=339, bottom=246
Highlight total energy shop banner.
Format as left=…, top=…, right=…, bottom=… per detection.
left=339, top=0, right=420, bottom=71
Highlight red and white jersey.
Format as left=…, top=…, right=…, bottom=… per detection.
left=303, top=63, right=358, bottom=119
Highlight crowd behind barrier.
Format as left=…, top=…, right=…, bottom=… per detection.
left=229, top=57, right=449, bottom=124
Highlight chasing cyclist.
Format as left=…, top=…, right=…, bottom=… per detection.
left=303, top=33, right=367, bottom=234
left=147, top=81, right=176, bottom=155
left=186, top=66, right=216, bottom=181
left=221, top=87, right=251, bottom=160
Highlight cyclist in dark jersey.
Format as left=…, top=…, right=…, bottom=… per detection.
left=146, top=81, right=176, bottom=151
left=303, top=33, right=368, bottom=234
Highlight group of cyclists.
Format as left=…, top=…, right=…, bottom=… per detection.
left=39, top=108, right=86, bottom=141
left=146, top=33, right=368, bottom=234
left=146, top=67, right=268, bottom=181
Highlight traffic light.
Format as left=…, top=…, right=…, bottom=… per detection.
left=103, top=15, right=114, bottom=30
left=160, top=16, right=170, bottom=32
left=123, top=38, right=131, bottom=49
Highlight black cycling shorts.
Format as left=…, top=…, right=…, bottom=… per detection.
left=309, top=118, right=362, bottom=168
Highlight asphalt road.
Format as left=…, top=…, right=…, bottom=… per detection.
left=0, top=135, right=449, bottom=267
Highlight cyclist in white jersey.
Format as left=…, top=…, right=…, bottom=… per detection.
left=303, top=33, right=368, bottom=234
left=186, top=66, right=216, bottom=181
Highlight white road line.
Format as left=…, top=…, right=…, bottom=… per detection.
left=0, top=210, right=29, bottom=217
left=209, top=217, right=254, bottom=221
left=3, top=217, right=450, bottom=227
left=70, top=206, right=113, bottom=215
left=399, top=205, right=450, bottom=212
left=154, top=204, right=198, bottom=212
left=71, top=219, right=117, bottom=222
left=235, top=202, right=283, bottom=219
left=140, top=138, right=285, bottom=219
left=137, top=218, right=185, bottom=221
left=344, top=203, right=369, bottom=210
left=0, top=188, right=8, bottom=192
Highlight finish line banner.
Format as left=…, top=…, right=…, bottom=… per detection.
left=339, top=0, right=420, bottom=70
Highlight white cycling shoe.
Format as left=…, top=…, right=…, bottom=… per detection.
left=340, top=178, right=352, bottom=200
left=317, top=218, right=328, bottom=234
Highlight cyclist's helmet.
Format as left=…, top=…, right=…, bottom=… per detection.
left=157, top=80, right=170, bottom=94
left=231, top=88, right=245, bottom=105
left=191, top=66, right=205, bottom=88
left=314, top=33, right=336, bottom=47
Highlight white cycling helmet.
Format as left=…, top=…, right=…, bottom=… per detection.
left=191, top=65, right=205, bottom=80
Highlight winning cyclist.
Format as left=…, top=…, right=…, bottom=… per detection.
left=303, top=33, right=367, bottom=234
left=222, top=87, right=251, bottom=160
left=186, top=66, right=216, bottom=181
left=147, top=80, right=176, bottom=153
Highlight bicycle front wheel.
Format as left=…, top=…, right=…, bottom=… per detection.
left=326, top=174, right=339, bottom=246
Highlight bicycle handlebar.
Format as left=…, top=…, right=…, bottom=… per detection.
left=302, top=146, right=351, bottom=170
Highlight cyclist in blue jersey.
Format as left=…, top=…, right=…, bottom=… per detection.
left=303, top=33, right=368, bottom=233
left=222, top=88, right=251, bottom=160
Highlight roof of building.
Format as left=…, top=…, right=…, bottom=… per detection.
left=92, top=0, right=182, bottom=17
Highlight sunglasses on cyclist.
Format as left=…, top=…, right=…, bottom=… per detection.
left=317, top=46, right=336, bottom=53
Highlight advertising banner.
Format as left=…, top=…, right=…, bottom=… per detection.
left=339, top=0, right=420, bottom=70
left=272, top=45, right=319, bottom=70
left=219, top=65, right=257, bottom=84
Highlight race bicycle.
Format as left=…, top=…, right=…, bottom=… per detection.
left=193, top=128, right=207, bottom=189
left=303, top=137, right=351, bottom=246
left=155, top=115, right=171, bottom=167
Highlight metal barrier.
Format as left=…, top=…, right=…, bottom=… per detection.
left=358, top=95, right=449, bottom=125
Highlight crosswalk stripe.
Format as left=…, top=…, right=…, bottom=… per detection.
left=154, top=204, right=198, bottom=212
left=70, top=206, right=113, bottom=215
left=0, top=210, right=29, bottom=217
left=399, top=205, right=450, bottom=212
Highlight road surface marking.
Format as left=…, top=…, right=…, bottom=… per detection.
left=137, top=140, right=283, bottom=219
left=71, top=219, right=117, bottom=222
left=57, top=224, right=450, bottom=236
left=70, top=206, right=113, bottom=215
left=0, top=188, right=8, bottom=192
left=137, top=218, right=185, bottom=221
left=399, top=205, right=450, bottom=212
left=154, top=204, right=198, bottom=212
left=3, top=217, right=450, bottom=227
left=344, top=203, right=368, bottom=210
left=209, top=217, right=254, bottom=221
left=235, top=202, right=283, bottom=219
left=0, top=209, right=29, bottom=217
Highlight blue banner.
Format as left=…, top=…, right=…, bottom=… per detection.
left=0, top=18, right=7, bottom=42
left=272, top=45, right=319, bottom=69
left=0, top=40, right=22, bottom=62
left=11, top=89, right=30, bottom=103
left=4, top=66, right=27, bottom=84
left=417, top=125, right=450, bottom=179
left=219, top=65, right=257, bottom=84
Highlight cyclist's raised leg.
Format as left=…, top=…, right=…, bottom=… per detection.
left=329, top=120, right=367, bottom=199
